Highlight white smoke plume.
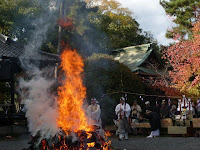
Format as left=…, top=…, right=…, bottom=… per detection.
left=17, top=0, right=60, bottom=140
left=19, top=68, right=59, bottom=139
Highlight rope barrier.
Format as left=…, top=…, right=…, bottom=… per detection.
left=100, top=91, right=199, bottom=100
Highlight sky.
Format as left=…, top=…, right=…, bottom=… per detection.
left=117, top=0, right=174, bottom=45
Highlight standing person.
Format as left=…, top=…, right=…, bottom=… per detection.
left=143, top=101, right=153, bottom=118
left=146, top=110, right=160, bottom=138
left=160, top=100, right=169, bottom=118
left=131, top=100, right=142, bottom=119
left=144, top=101, right=152, bottom=112
left=192, top=102, right=197, bottom=117
left=115, top=97, right=131, bottom=140
left=87, top=97, right=102, bottom=127
left=169, top=105, right=177, bottom=117
left=155, top=102, right=160, bottom=114
left=169, top=105, right=177, bottom=125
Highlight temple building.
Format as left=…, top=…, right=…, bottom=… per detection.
left=112, top=43, right=181, bottom=97
left=112, top=43, right=164, bottom=83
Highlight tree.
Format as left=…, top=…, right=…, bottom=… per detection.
left=32, top=0, right=160, bottom=54
left=0, top=0, right=57, bottom=44
left=86, top=0, right=158, bottom=49
left=41, top=0, right=111, bottom=55
left=160, top=0, right=200, bottom=38
left=163, top=20, right=200, bottom=96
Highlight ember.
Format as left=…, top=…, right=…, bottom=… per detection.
left=38, top=130, right=111, bottom=150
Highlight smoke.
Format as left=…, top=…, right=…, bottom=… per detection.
left=17, top=0, right=60, bottom=139
left=17, top=0, right=115, bottom=140
left=61, top=0, right=110, bottom=57
left=19, top=68, right=58, bottom=139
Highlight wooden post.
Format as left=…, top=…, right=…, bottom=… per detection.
left=10, top=59, right=15, bottom=114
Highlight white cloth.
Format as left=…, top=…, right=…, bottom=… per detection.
left=149, top=128, right=160, bottom=137
left=115, top=103, right=131, bottom=139
left=87, top=104, right=101, bottom=127
left=131, top=104, right=142, bottom=118
left=115, top=103, right=131, bottom=119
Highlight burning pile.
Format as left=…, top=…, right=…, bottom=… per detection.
left=39, top=130, right=111, bottom=150
left=31, top=48, right=112, bottom=150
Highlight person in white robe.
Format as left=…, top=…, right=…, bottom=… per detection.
left=115, top=97, right=131, bottom=140
left=131, top=100, right=142, bottom=119
left=87, top=97, right=102, bottom=128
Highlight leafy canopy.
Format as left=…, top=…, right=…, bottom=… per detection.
left=160, top=0, right=200, bottom=38
left=163, top=20, right=200, bottom=96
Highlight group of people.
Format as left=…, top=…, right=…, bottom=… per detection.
left=86, top=97, right=200, bottom=140
left=115, top=97, right=161, bottom=140
left=85, top=97, right=162, bottom=140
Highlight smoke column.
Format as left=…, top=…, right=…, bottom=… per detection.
left=18, top=0, right=60, bottom=140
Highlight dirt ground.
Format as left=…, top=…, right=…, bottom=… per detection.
left=1, top=133, right=200, bottom=150
left=109, top=136, right=200, bottom=150
left=0, top=133, right=30, bottom=150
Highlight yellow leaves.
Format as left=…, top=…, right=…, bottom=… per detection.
left=86, top=0, right=132, bottom=16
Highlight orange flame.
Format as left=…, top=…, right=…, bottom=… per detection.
left=105, top=131, right=112, bottom=137
left=87, top=142, right=95, bottom=148
left=57, top=48, right=89, bottom=133
left=87, top=132, right=93, bottom=139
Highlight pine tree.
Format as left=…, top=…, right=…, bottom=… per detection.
left=160, top=0, right=200, bottom=38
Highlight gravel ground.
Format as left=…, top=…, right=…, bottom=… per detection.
left=1, top=134, right=200, bottom=150
left=110, top=136, right=200, bottom=150
left=0, top=133, right=30, bottom=150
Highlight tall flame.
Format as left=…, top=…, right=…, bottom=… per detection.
left=57, top=48, right=88, bottom=133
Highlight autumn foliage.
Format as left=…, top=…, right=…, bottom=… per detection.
left=163, top=20, right=200, bottom=96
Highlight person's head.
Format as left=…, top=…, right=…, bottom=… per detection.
left=120, top=97, right=125, bottom=104
left=161, top=100, right=166, bottom=108
left=145, top=101, right=150, bottom=107
left=133, top=100, right=137, bottom=106
left=146, top=109, right=151, bottom=115
left=91, top=97, right=97, bottom=105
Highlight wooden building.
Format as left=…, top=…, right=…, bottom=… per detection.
left=0, top=33, right=59, bottom=113
left=112, top=43, right=182, bottom=98
left=112, top=43, right=164, bottom=82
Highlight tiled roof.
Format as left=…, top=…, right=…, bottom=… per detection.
left=113, top=43, right=162, bottom=75
left=0, top=34, right=59, bottom=61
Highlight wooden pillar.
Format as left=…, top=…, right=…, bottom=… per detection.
left=10, top=59, right=15, bottom=114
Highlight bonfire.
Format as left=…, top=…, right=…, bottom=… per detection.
left=28, top=48, right=112, bottom=150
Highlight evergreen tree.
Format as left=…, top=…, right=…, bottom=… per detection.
left=160, top=0, right=200, bottom=38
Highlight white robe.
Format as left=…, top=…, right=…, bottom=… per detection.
left=131, top=104, right=142, bottom=118
left=87, top=104, right=101, bottom=127
left=115, top=103, right=131, bottom=119
left=115, top=103, right=131, bottom=137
